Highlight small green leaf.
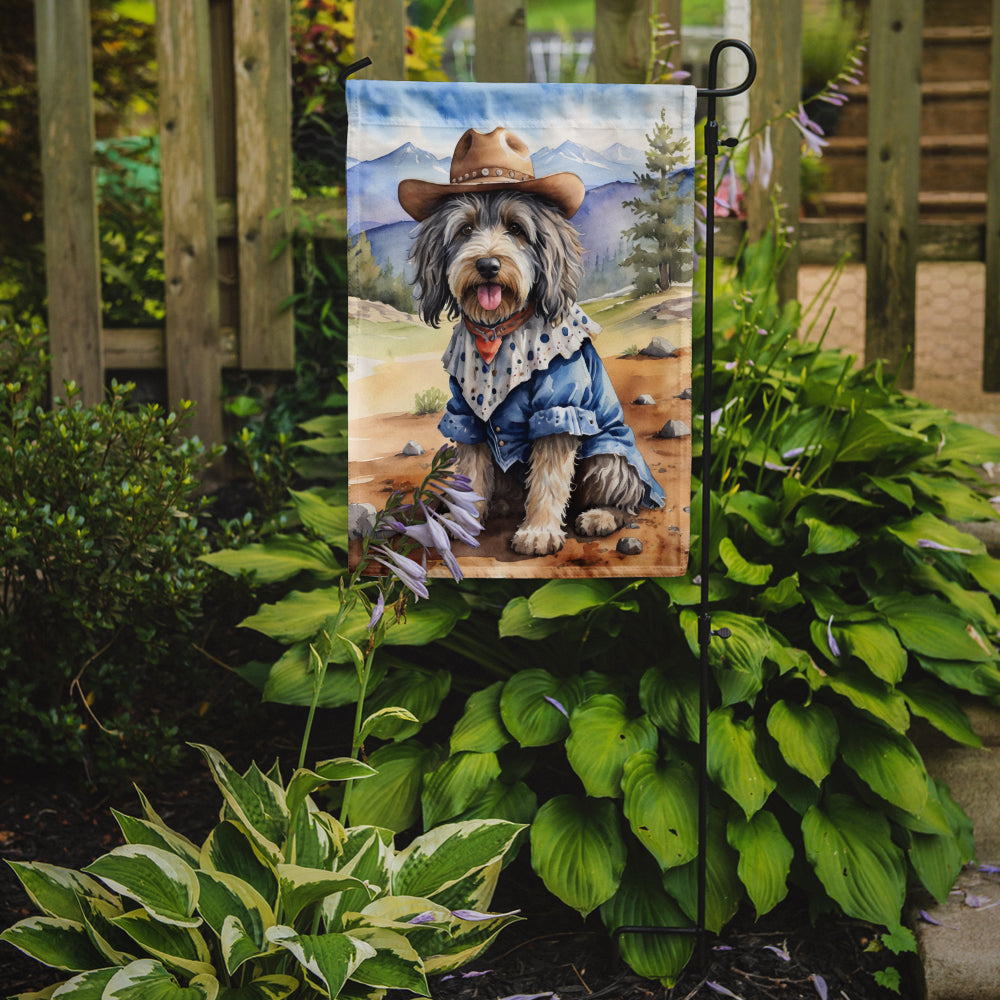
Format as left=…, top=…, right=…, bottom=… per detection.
left=707, top=708, right=776, bottom=819
left=450, top=682, right=511, bottom=754
left=803, top=517, right=859, bottom=555
left=839, top=718, right=929, bottom=817
left=727, top=811, right=793, bottom=917
left=718, top=536, right=772, bottom=585
left=530, top=795, right=626, bottom=917
left=200, top=536, right=341, bottom=584
left=765, top=700, right=838, bottom=786
left=639, top=664, right=699, bottom=742
left=527, top=579, right=618, bottom=618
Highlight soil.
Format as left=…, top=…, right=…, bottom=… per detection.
left=0, top=735, right=914, bottom=1000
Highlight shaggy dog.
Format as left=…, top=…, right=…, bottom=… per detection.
left=399, top=128, right=665, bottom=556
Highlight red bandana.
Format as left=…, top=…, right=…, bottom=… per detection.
left=463, top=303, right=536, bottom=363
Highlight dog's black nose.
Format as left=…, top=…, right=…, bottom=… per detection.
left=476, top=257, right=501, bottom=279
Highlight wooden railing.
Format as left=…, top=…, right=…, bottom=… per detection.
left=32, top=0, right=1000, bottom=446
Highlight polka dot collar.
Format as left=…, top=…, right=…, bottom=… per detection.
left=441, top=303, right=601, bottom=421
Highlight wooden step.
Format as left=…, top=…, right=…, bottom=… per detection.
left=822, top=134, right=989, bottom=193
left=922, top=25, right=993, bottom=83
left=813, top=190, right=987, bottom=222
left=921, top=0, right=992, bottom=28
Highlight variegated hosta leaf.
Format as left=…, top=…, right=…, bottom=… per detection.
left=599, top=853, right=694, bottom=987
left=706, top=707, right=776, bottom=819
left=450, top=681, right=511, bottom=754
left=529, top=795, right=626, bottom=917
left=499, top=669, right=585, bottom=747
left=46, top=966, right=118, bottom=997
left=765, top=700, right=838, bottom=786
left=322, top=829, right=393, bottom=931
left=83, top=846, right=200, bottom=928
left=112, top=810, right=202, bottom=868
left=102, top=958, right=218, bottom=999
left=214, top=974, right=299, bottom=1000
left=0, top=916, right=107, bottom=972
left=421, top=907, right=522, bottom=975
left=4, top=861, right=118, bottom=922
left=344, top=926, right=429, bottom=995
left=424, top=859, right=501, bottom=915
left=195, top=870, right=274, bottom=974
left=727, top=810, right=793, bottom=918
left=420, top=751, right=501, bottom=829
left=661, top=811, right=742, bottom=934
left=391, top=820, right=524, bottom=901
left=802, top=793, right=906, bottom=926
left=265, top=926, right=375, bottom=998
left=190, top=745, right=287, bottom=863
left=200, top=822, right=278, bottom=910
left=621, top=751, right=699, bottom=871
left=110, top=907, right=213, bottom=978
left=276, top=864, right=376, bottom=925
left=77, top=894, right=136, bottom=966
left=285, top=760, right=375, bottom=823
left=288, top=802, right=343, bottom=870
left=566, top=695, right=658, bottom=799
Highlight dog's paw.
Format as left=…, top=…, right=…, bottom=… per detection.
left=575, top=507, right=624, bottom=537
left=511, top=524, right=566, bottom=556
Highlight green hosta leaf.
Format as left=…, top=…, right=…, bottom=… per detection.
left=527, top=578, right=618, bottom=617
left=803, top=517, right=859, bottom=556
left=195, top=871, right=273, bottom=974
left=265, top=926, right=375, bottom=997
left=288, top=489, right=348, bottom=545
left=639, top=664, right=699, bottom=742
left=111, top=908, right=214, bottom=978
left=718, top=536, right=772, bottom=585
left=599, top=853, right=694, bottom=987
left=621, top=751, right=699, bottom=870
left=680, top=610, right=770, bottom=706
left=200, top=535, right=341, bottom=584
left=4, top=862, right=118, bottom=923
left=765, top=700, right=838, bottom=786
left=654, top=573, right=738, bottom=606
left=362, top=667, right=451, bottom=740
left=453, top=779, right=538, bottom=827
left=911, top=562, right=1000, bottom=633
left=277, top=865, right=374, bottom=925
left=935, top=421, right=1000, bottom=464
left=450, top=682, right=511, bottom=754
left=499, top=670, right=584, bottom=747
left=901, top=680, right=983, bottom=748
left=967, top=553, right=1000, bottom=597
left=260, top=643, right=386, bottom=709
left=565, top=695, right=658, bottom=798
left=865, top=474, right=914, bottom=509
left=347, top=740, right=442, bottom=832
left=346, top=926, right=428, bottom=994
left=909, top=827, right=966, bottom=905
left=886, top=512, right=986, bottom=557
left=530, top=795, right=626, bottom=917
left=802, top=793, right=906, bottom=926
left=808, top=660, right=910, bottom=732
left=393, top=820, right=524, bottom=901
left=216, top=975, right=299, bottom=1000
left=421, top=751, right=502, bottom=828
left=755, top=573, right=805, bottom=614
left=497, top=596, right=564, bottom=639
left=707, top=707, right=776, bottom=818
left=727, top=811, right=793, bottom=918
left=724, top=490, right=784, bottom=545
left=839, top=718, right=929, bottom=816
left=200, top=822, right=278, bottom=910
left=103, top=959, right=218, bottom=999
left=834, top=621, right=907, bottom=684
left=907, top=472, right=998, bottom=521
left=0, top=916, right=107, bottom=971
left=875, top=594, right=995, bottom=662
left=834, top=409, right=927, bottom=463
left=190, top=746, right=287, bottom=863
left=285, top=759, right=376, bottom=822
left=360, top=706, right=421, bottom=742
left=916, top=655, right=1000, bottom=697
left=661, top=811, right=741, bottom=933
left=112, top=812, right=201, bottom=868
left=83, top=846, right=200, bottom=928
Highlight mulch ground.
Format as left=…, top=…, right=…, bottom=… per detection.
left=1, top=742, right=914, bottom=1000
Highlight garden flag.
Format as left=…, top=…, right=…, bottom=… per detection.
left=346, top=80, right=697, bottom=578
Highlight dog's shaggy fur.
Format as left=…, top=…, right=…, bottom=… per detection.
left=410, top=190, right=646, bottom=556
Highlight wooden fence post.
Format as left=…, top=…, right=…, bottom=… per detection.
left=594, top=0, right=679, bottom=85
left=746, top=0, right=801, bottom=305
left=983, top=0, right=1000, bottom=390
left=474, top=0, right=527, bottom=82
left=864, top=0, right=923, bottom=389
left=157, top=0, right=223, bottom=445
left=355, top=0, right=406, bottom=80
left=34, top=0, right=104, bottom=405
left=233, top=0, right=294, bottom=369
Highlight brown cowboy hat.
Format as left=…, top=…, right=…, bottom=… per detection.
left=398, top=126, right=586, bottom=222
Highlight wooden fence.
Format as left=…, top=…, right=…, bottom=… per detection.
left=33, top=0, right=1000, bottom=445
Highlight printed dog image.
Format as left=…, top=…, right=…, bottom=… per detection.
left=398, top=127, right=666, bottom=556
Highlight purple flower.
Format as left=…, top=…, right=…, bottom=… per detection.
left=407, top=911, right=438, bottom=925
left=917, top=538, right=973, bottom=555
left=747, top=125, right=773, bottom=191
left=370, top=544, right=429, bottom=600
left=812, top=974, right=828, bottom=1000
left=763, top=944, right=790, bottom=961
left=427, top=503, right=481, bottom=548
left=451, top=908, right=520, bottom=921
left=367, top=590, right=385, bottom=631
left=791, top=104, right=829, bottom=156
left=706, top=983, right=742, bottom=999
left=544, top=695, right=569, bottom=718
left=826, top=616, right=841, bottom=658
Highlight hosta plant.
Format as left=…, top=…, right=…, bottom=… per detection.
left=1, top=744, right=523, bottom=999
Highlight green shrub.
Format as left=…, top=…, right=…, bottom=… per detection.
left=0, top=317, right=221, bottom=783
left=1, top=743, right=524, bottom=998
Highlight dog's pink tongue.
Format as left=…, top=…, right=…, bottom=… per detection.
left=477, top=283, right=502, bottom=311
